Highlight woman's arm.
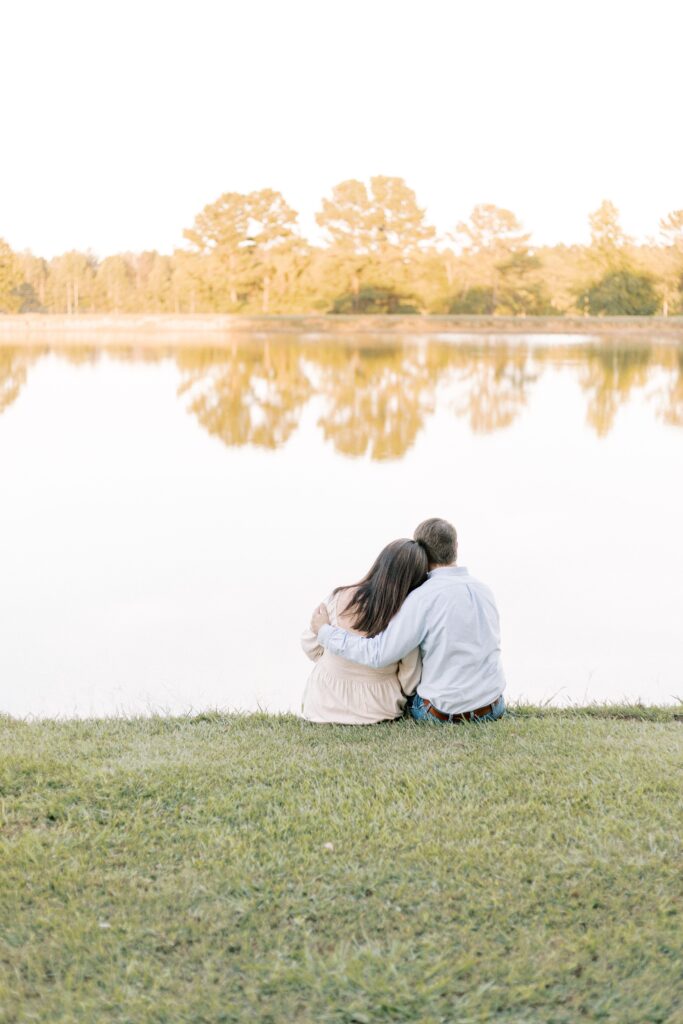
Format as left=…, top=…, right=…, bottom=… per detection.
left=300, top=624, right=324, bottom=662
left=301, top=594, right=334, bottom=662
left=397, top=647, right=422, bottom=696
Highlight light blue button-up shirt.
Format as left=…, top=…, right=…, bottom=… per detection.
left=317, top=566, right=506, bottom=714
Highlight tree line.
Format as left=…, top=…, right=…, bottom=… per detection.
left=1, top=179, right=682, bottom=316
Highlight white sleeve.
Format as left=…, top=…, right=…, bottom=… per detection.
left=397, top=647, right=422, bottom=696
left=317, top=589, right=427, bottom=669
left=301, top=594, right=336, bottom=662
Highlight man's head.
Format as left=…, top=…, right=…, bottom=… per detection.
left=413, top=518, right=457, bottom=568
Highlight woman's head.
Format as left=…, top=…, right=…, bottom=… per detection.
left=334, top=539, right=429, bottom=637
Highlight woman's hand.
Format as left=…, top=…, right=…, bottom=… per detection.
left=310, top=604, right=330, bottom=634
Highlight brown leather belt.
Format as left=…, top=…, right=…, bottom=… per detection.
left=423, top=697, right=499, bottom=723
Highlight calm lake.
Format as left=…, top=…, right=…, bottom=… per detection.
left=1, top=333, right=681, bottom=717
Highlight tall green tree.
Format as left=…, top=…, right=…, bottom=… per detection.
left=456, top=205, right=529, bottom=258
left=171, top=249, right=208, bottom=313
left=184, top=189, right=300, bottom=311
left=588, top=200, right=631, bottom=273
left=247, top=189, right=304, bottom=313
left=454, top=205, right=530, bottom=311
left=495, top=252, right=555, bottom=315
left=658, top=210, right=683, bottom=314
left=97, top=255, right=135, bottom=312
left=134, top=251, right=174, bottom=312
left=659, top=209, right=683, bottom=253
left=316, top=176, right=434, bottom=310
left=48, top=251, right=97, bottom=313
left=0, top=238, right=23, bottom=313
left=184, top=192, right=253, bottom=308
left=579, top=270, right=659, bottom=316
left=18, top=252, right=48, bottom=309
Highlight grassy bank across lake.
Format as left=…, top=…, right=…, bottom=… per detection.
left=1, top=708, right=681, bottom=1023
left=1, top=312, right=683, bottom=346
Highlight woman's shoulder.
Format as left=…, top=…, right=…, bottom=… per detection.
left=332, top=586, right=355, bottom=612
left=333, top=587, right=366, bottom=634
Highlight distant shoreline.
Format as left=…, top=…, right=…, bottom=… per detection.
left=1, top=313, right=683, bottom=346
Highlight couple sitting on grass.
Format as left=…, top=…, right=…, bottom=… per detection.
left=302, top=517, right=507, bottom=725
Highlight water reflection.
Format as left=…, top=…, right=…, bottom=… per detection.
left=657, top=348, right=683, bottom=427
left=176, top=342, right=313, bottom=449
left=313, top=344, right=445, bottom=459
left=578, top=346, right=653, bottom=437
left=1, top=337, right=681, bottom=456
left=0, top=347, right=43, bottom=415
left=451, top=346, right=538, bottom=434
left=174, top=338, right=682, bottom=454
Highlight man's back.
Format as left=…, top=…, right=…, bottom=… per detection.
left=416, top=566, right=505, bottom=714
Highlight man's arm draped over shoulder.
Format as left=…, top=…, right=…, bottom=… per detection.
left=317, top=588, right=428, bottom=669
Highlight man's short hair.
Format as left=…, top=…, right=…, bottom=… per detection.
left=413, top=518, right=457, bottom=565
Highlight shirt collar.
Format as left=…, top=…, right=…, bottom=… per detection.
left=428, top=565, right=468, bottom=579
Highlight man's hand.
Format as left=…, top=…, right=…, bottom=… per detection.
left=311, top=603, right=330, bottom=634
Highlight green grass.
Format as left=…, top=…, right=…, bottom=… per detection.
left=1, top=709, right=682, bottom=1023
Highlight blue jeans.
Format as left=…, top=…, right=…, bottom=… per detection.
left=408, top=692, right=506, bottom=723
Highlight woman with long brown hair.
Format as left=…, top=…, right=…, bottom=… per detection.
left=301, top=539, right=429, bottom=723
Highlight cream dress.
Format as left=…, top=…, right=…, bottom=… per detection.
left=300, top=589, right=421, bottom=724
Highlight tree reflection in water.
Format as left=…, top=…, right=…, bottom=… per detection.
left=450, top=345, right=538, bottom=434
left=309, top=342, right=448, bottom=460
left=0, top=348, right=45, bottom=415
left=577, top=344, right=653, bottom=437
left=176, top=338, right=312, bottom=449
left=656, top=347, right=683, bottom=427
left=175, top=340, right=545, bottom=458
left=1, top=338, right=681, bottom=455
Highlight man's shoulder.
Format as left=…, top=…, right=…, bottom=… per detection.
left=398, top=576, right=441, bottom=614
left=412, top=570, right=494, bottom=598
left=411, top=574, right=465, bottom=604
left=430, top=571, right=497, bottom=603
left=428, top=569, right=481, bottom=588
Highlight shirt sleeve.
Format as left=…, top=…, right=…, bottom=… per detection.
left=301, top=594, right=335, bottom=662
left=397, top=647, right=421, bottom=696
left=317, top=589, right=428, bottom=669
left=300, top=625, right=324, bottom=662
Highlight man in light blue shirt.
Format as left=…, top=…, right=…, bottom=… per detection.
left=310, top=518, right=506, bottom=723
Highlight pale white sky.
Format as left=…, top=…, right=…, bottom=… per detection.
left=2, top=0, right=681, bottom=258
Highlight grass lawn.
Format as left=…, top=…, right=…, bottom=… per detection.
left=1, top=707, right=681, bottom=1023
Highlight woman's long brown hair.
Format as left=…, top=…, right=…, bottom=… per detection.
left=333, top=539, right=429, bottom=637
